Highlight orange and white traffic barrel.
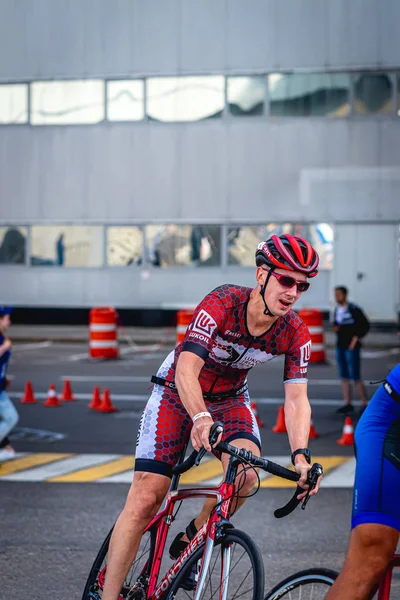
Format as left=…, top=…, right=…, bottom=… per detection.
left=176, top=309, right=195, bottom=344
left=89, top=307, right=119, bottom=359
left=298, top=308, right=326, bottom=364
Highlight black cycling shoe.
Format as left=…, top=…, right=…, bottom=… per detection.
left=169, top=521, right=200, bottom=591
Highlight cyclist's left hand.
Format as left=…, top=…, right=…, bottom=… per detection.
left=294, top=461, right=322, bottom=502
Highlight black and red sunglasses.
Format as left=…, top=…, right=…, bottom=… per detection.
left=263, top=268, right=310, bottom=293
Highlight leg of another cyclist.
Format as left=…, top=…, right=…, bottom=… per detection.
left=102, top=471, right=171, bottom=600
left=182, top=438, right=261, bottom=540
left=325, top=523, right=399, bottom=600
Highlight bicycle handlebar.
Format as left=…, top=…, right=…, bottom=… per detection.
left=171, top=421, right=323, bottom=518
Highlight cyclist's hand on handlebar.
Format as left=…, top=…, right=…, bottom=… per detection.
left=294, top=460, right=322, bottom=502
left=191, top=417, right=223, bottom=452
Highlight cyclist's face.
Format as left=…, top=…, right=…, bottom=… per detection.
left=258, top=267, right=307, bottom=316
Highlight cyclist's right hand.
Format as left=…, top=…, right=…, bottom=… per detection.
left=191, top=416, right=222, bottom=452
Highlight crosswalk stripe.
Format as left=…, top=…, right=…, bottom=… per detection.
left=49, top=456, right=135, bottom=482
left=179, top=457, right=224, bottom=485
left=2, top=454, right=120, bottom=482
left=0, top=453, right=72, bottom=477
left=321, top=457, right=356, bottom=488
left=0, top=453, right=357, bottom=486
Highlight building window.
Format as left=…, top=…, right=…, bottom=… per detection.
left=0, top=84, right=28, bottom=124
left=227, top=76, right=265, bottom=116
left=31, top=80, right=105, bottom=125
left=107, top=80, right=144, bottom=121
left=146, top=76, right=224, bottom=122
left=145, top=224, right=221, bottom=267
left=354, top=73, right=393, bottom=115
left=106, top=227, right=143, bottom=265
left=30, top=226, right=103, bottom=267
left=269, top=73, right=351, bottom=117
left=0, top=226, right=27, bottom=264
left=228, top=224, right=333, bottom=269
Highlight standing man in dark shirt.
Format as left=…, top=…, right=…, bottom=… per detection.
left=333, top=286, right=370, bottom=414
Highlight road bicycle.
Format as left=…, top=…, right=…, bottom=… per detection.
left=82, top=422, right=322, bottom=600
left=263, top=552, right=400, bottom=598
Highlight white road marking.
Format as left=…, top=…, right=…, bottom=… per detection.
left=13, top=341, right=53, bottom=352
left=322, top=458, right=356, bottom=488
left=0, top=454, right=121, bottom=482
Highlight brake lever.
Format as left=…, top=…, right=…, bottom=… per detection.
left=195, top=421, right=223, bottom=466
left=301, top=463, right=323, bottom=510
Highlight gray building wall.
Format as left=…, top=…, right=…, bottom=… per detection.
left=1, top=0, right=400, bottom=79
left=1, top=0, right=399, bottom=316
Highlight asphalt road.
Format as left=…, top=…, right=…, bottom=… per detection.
left=1, top=340, right=399, bottom=599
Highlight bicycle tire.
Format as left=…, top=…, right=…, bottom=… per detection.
left=82, top=527, right=113, bottom=600
left=264, top=567, right=338, bottom=599
left=165, top=528, right=265, bottom=600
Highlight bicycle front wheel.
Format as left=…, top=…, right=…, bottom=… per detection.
left=264, top=568, right=338, bottom=599
left=165, top=528, right=264, bottom=600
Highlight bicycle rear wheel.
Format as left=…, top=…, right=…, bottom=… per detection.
left=82, top=527, right=153, bottom=600
left=165, top=528, right=264, bottom=600
left=264, top=568, right=338, bottom=599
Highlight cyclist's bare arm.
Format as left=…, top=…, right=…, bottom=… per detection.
left=284, top=382, right=321, bottom=498
left=175, top=351, right=222, bottom=452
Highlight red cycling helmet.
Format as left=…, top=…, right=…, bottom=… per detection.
left=256, top=234, right=319, bottom=278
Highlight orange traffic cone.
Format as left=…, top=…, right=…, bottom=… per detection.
left=98, top=388, right=118, bottom=413
left=337, top=417, right=354, bottom=446
left=43, top=384, right=62, bottom=407
left=251, top=401, right=264, bottom=428
left=309, top=419, right=319, bottom=439
left=272, top=405, right=287, bottom=433
left=88, top=386, right=102, bottom=410
left=60, top=378, right=76, bottom=401
left=20, top=381, right=37, bottom=404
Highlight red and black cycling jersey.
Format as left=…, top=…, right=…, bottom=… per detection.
left=155, top=284, right=311, bottom=397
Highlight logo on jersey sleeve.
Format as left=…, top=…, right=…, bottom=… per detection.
left=191, top=309, right=218, bottom=338
left=300, top=340, right=312, bottom=367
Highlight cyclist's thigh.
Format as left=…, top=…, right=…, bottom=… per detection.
left=135, top=385, right=192, bottom=479
left=126, top=470, right=171, bottom=508
left=336, top=347, right=349, bottom=379
left=352, top=386, right=400, bottom=532
left=209, top=393, right=261, bottom=463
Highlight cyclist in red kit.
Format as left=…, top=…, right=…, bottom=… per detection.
left=102, top=234, right=322, bottom=600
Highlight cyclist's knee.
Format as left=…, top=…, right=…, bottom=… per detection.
left=124, top=472, right=170, bottom=522
left=348, top=524, right=397, bottom=575
left=235, top=467, right=258, bottom=492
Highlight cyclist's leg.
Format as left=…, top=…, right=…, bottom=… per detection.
left=103, top=471, right=171, bottom=600
left=102, top=384, right=192, bottom=600
left=325, top=524, right=399, bottom=599
left=181, top=395, right=261, bottom=536
left=326, top=384, right=400, bottom=599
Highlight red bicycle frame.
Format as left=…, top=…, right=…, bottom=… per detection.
left=377, top=554, right=400, bottom=599
left=144, top=481, right=235, bottom=599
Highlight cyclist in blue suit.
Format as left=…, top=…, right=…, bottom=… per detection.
left=326, top=363, right=400, bottom=599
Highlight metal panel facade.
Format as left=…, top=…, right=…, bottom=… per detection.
left=1, top=0, right=399, bottom=80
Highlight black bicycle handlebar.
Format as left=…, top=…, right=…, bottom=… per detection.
left=171, top=421, right=323, bottom=518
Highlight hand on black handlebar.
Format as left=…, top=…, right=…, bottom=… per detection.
left=294, top=460, right=322, bottom=502
left=191, top=418, right=223, bottom=453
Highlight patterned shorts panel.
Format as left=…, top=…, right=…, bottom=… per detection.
left=134, top=386, right=261, bottom=478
